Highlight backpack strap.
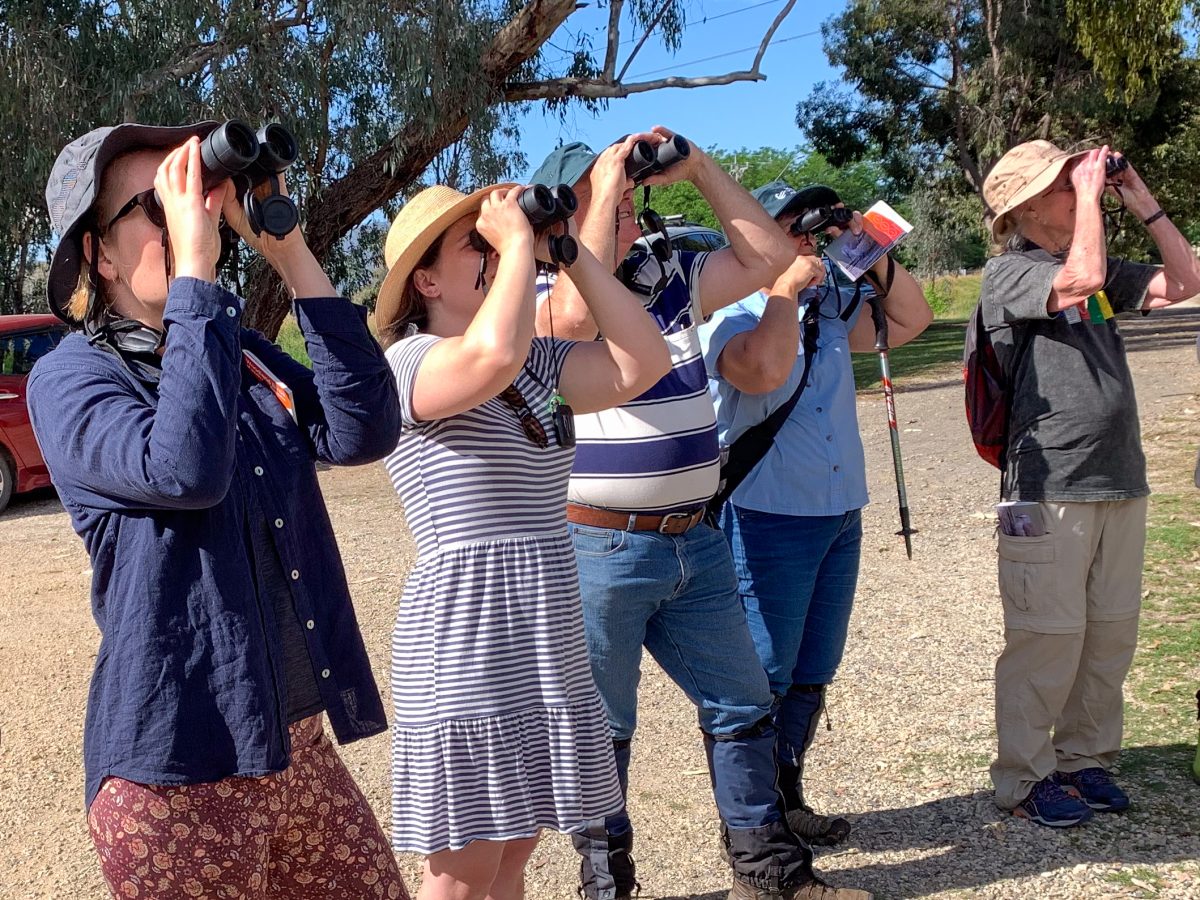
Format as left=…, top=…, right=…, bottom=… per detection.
left=706, top=301, right=821, bottom=523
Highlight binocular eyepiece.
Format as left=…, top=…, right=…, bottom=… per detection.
left=1105, top=154, right=1129, bottom=179
left=624, top=134, right=691, bottom=184
left=790, top=205, right=853, bottom=236
left=470, top=183, right=579, bottom=267
left=153, top=119, right=300, bottom=239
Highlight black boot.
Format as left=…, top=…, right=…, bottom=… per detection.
left=574, top=827, right=640, bottom=900
left=780, top=685, right=851, bottom=847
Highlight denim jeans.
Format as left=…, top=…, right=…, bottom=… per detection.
left=569, top=521, right=779, bottom=831
left=721, top=505, right=862, bottom=763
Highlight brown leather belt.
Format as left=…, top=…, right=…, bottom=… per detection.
left=566, top=503, right=707, bottom=535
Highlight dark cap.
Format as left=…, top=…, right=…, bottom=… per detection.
left=752, top=180, right=842, bottom=220
left=528, top=141, right=598, bottom=189
left=45, top=121, right=218, bottom=324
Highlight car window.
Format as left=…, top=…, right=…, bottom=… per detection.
left=704, top=232, right=728, bottom=250
left=673, top=234, right=715, bottom=253
left=0, top=329, right=64, bottom=376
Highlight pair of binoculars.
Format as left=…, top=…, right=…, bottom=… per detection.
left=624, top=135, right=691, bottom=184
left=790, top=206, right=853, bottom=236
left=150, top=119, right=299, bottom=239
left=469, top=183, right=579, bottom=267
left=1105, top=154, right=1129, bottom=179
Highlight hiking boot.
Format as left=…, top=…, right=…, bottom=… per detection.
left=1013, top=776, right=1094, bottom=828
left=1054, top=767, right=1130, bottom=812
left=727, top=874, right=873, bottom=900
left=576, top=828, right=640, bottom=900
left=785, top=807, right=853, bottom=847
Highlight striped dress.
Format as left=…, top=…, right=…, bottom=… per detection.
left=384, top=334, right=623, bottom=854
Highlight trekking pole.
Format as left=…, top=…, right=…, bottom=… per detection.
left=867, top=294, right=917, bottom=559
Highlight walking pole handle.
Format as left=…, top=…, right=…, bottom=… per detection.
left=868, top=293, right=889, bottom=352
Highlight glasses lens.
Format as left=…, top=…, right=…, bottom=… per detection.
left=106, top=189, right=166, bottom=232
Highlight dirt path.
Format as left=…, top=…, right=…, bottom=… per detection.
left=2, top=311, right=1198, bottom=899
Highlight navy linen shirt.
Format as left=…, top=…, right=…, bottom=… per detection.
left=27, top=278, right=401, bottom=807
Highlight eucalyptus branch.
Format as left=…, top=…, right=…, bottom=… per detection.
left=603, top=0, right=624, bottom=81
left=616, top=0, right=675, bottom=82
left=505, top=69, right=764, bottom=102
left=750, top=0, right=797, bottom=72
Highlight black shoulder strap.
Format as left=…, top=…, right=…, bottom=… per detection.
left=706, top=302, right=821, bottom=522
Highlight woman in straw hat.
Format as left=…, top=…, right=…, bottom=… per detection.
left=979, top=141, right=1200, bottom=828
left=28, top=124, right=407, bottom=898
left=375, top=183, right=670, bottom=898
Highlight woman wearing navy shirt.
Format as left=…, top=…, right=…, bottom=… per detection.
left=29, top=122, right=407, bottom=899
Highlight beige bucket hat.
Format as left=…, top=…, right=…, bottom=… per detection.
left=375, top=183, right=517, bottom=332
left=984, top=140, right=1089, bottom=242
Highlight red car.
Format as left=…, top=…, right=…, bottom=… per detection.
left=0, top=314, right=67, bottom=513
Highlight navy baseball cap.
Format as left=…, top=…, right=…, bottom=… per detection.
left=45, top=121, right=218, bottom=324
left=529, top=141, right=598, bottom=188
left=752, top=180, right=842, bottom=220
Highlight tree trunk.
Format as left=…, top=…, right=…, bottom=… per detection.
left=13, top=232, right=29, bottom=316
left=243, top=0, right=577, bottom=338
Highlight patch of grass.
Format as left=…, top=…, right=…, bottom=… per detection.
left=923, top=271, right=981, bottom=321
left=275, top=316, right=312, bottom=368
left=853, top=321, right=966, bottom=389
left=1102, top=866, right=1165, bottom=896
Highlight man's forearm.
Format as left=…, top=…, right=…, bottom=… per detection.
left=694, top=155, right=792, bottom=277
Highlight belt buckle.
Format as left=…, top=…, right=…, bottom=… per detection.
left=658, top=512, right=692, bottom=535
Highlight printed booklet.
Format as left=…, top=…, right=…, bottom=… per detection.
left=825, top=200, right=914, bottom=282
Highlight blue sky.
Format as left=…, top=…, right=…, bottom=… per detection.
left=516, top=0, right=848, bottom=180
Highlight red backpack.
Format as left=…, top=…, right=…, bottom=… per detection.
left=962, top=299, right=1016, bottom=469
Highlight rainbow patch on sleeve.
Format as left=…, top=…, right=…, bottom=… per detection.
left=1086, top=290, right=1115, bottom=324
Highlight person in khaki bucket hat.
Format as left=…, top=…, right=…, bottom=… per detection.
left=975, top=141, right=1200, bottom=828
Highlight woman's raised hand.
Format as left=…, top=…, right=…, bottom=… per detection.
left=155, top=137, right=229, bottom=282
left=475, top=187, right=535, bottom=258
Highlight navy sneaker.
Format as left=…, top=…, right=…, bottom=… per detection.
left=1054, top=767, right=1130, bottom=812
left=1013, top=777, right=1094, bottom=827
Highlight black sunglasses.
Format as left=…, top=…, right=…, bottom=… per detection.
left=104, top=188, right=167, bottom=232
left=498, top=385, right=549, bottom=448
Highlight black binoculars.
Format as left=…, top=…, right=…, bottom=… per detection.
left=624, top=135, right=691, bottom=184
left=152, top=119, right=299, bottom=239
left=790, top=206, right=853, bottom=236
left=1105, top=154, right=1129, bottom=179
left=469, top=183, right=579, bottom=267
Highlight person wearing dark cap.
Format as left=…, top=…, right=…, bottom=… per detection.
left=530, top=134, right=871, bottom=900
left=700, top=181, right=931, bottom=847
left=977, top=141, right=1200, bottom=827
left=27, top=123, right=407, bottom=899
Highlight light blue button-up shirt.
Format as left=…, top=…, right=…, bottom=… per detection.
left=699, top=262, right=871, bottom=516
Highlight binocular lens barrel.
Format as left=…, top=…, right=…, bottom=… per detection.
left=550, top=184, right=578, bottom=217
left=656, top=134, right=690, bottom=169
left=517, top=184, right=557, bottom=226
left=199, top=120, right=259, bottom=190
left=1105, top=155, right=1128, bottom=177
left=624, top=134, right=691, bottom=183
left=256, top=124, right=299, bottom=175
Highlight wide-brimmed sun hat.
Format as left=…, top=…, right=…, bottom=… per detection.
left=375, top=183, right=518, bottom=332
left=984, top=140, right=1090, bottom=242
left=45, top=121, right=219, bottom=324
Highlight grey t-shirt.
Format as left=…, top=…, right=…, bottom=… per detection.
left=980, top=249, right=1158, bottom=501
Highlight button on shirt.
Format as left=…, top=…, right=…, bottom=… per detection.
left=699, top=266, right=870, bottom=516
left=27, top=278, right=401, bottom=807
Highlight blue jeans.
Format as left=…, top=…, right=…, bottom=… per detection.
left=721, top=505, right=862, bottom=763
left=569, top=521, right=778, bottom=830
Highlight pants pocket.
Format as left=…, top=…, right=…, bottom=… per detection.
left=997, top=532, right=1056, bottom=615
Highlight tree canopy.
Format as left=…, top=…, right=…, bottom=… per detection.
left=0, top=0, right=800, bottom=326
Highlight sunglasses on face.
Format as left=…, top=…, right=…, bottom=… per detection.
left=104, top=188, right=167, bottom=232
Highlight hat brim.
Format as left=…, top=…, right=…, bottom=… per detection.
left=375, top=183, right=518, bottom=334
left=989, top=149, right=1088, bottom=242
left=47, top=121, right=219, bottom=324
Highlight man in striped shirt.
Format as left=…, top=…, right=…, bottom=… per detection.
left=530, top=133, right=871, bottom=900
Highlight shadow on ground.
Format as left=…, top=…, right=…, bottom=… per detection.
left=659, top=744, right=1198, bottom=900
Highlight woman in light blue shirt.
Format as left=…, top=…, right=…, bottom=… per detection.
left=700, top=181, right=932, bottom=846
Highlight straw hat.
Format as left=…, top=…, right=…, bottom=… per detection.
left=984, top=140, right=1091, bottom=242
left=375, top=182, right=517, bottom=332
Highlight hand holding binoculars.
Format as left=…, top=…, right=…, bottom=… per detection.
left=1105, top=154, right=1129, bottom=180
left=623, top=134, right=691, bottom=184
left=149, top=119, right=300, bottom=240
left=469, top=183, right=579, bottom=267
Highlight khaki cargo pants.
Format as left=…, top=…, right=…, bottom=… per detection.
left=990, top=497, right=1146, bottom=810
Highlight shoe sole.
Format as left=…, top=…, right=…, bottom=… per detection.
left=1013, top=806, right=1094, bottom=828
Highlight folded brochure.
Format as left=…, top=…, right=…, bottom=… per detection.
left=824, top=200, right=913, bottom=282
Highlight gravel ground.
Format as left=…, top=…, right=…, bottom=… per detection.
left=2, top=310, right=1199, bottom=900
